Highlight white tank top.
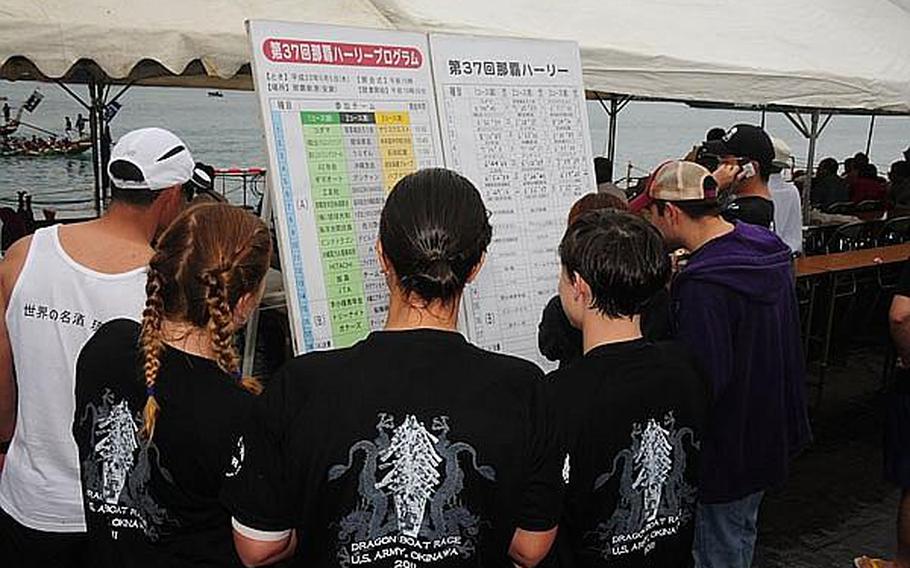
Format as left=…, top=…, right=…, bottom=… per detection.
left=0, top=225, right=147, bottom=532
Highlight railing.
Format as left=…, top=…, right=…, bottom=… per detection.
left=212, top=167, right=267, bottom=211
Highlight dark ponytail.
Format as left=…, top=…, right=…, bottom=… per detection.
left=379, top=168, right=492, bottom=304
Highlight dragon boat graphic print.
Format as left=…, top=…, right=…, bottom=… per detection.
left=79, top=388, right=175, bottom=541
left=588, top=411, right=699, bottom=559
left=328, top=413, right=496, bottom=567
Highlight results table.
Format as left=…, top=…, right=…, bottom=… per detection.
left=432, top=34, right=596, bottom=366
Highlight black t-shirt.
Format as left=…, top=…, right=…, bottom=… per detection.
left=538, top=293, right=672, bottom=368
left=722, top=196, right=775, bottom=229
left=547, top=339, right=710, bottom=568
left=73, top=319, right=254, bottom=568
left=222, top=329, right=562, bottom=568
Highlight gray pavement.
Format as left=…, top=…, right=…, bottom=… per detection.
left=754, top=350, right=898, bottom=568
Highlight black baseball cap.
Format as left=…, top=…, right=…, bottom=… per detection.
left=185, top=162, right=215, bottom=193
left=702, top=124, right=775, bottom=173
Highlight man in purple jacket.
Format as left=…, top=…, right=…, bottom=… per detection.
left=631, top=160, right=811, bottom=568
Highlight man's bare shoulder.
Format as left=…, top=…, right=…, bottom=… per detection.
left=0, top=236, right=34, bottom=300
left=2, top=236, right=33, bottom=272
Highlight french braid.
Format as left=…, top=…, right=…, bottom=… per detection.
left=139, top=265, right=166, bottom=439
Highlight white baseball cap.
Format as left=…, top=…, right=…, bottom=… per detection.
left=108, top=127, right=195, bottom=191
left=770, top=136, right=793, bottom=170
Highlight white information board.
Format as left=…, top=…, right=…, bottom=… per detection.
left=429, top=33, right=596, bottom=366
left=249, top=22, right=596, bottom=365
left=248, top=21, right=444, bottom=352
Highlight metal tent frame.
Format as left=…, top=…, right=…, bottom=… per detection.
left=53, top=77, right=134, bottom=216
left=586, top=90, right=910, bottom=220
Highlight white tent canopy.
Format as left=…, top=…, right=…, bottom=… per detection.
left=2, top=0, right=910, bottom=113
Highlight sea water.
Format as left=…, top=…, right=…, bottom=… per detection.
left=1, top=80, right=907, bottom=217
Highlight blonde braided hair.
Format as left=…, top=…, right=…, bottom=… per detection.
left=202, top=269, right=263, bottom=395
left=139, top=266, right=165, bottom=439
left=138, top=202, right=271, bottom=440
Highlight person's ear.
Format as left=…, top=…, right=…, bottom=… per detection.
left=465, top=253, right=486, bottom=285
left=376, top=240, right=391, bottom=275
left=572, top=271, right=592, bottom=307
left=666, top=203, right=682, bottom=226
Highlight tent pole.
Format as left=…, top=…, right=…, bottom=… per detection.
left=802, top=110, right=820, bottom=221
left=607, top=96, right=619, bottom=181
left=88, top=80, right=102, bottom=217
left=594, top=92, right=629, bottom=182
left=865, top=113, right=876, bottom=157
left=241, top=185, right=273, bottom=377
left=760, top=108, right=766, bottom=128
left=96, top=81, right=112, bottom=204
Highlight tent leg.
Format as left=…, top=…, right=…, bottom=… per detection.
left=88, top=81, right=102, bottom=217
left=55, top=79, right=111, bottom=218
left=241, top=187, right=274, bottom=377
left=606, top=97, right=619, bottom=181
left=865, top=113, right=876, bottom=157
left=88, top=80, right=113, bottom=208
left=594, top=93, right=631, bottom=182
left=802, top=110, right=820, bottom=221
left=97, top=82, right=111, bottom=203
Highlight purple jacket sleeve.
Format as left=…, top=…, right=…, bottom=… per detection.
left=674, top=279, right=733, bottom=400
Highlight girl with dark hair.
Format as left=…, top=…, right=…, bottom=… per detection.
left=72, top=202, right=272, bottom=567
left=223, top=168, right=563, bottom=568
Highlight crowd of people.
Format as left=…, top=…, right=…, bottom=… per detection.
left=0, top=122, right=899, bottom=568
left=0, top=134, right=89, bottom=157
left=808, top=149, right=910, bottom=212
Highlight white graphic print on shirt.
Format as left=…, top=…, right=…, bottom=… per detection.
left=375, top=415, right=443, bottom=538
left=79, top=389, right=175, bottom=541
left=589, top=411, right=698, bottom=558
left=225, top=436, right=245, bottom=478
left=95, top=399, right=139, bottom=504
left=328, top=413, right=495, bottom=567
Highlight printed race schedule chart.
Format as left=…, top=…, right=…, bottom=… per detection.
left=248, top=21, right=442, bottom=352
left=429, top=33, right=596, bottom=366
left=249, top=22, right=596, bottom=364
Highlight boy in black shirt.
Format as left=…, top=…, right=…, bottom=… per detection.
left=547, top=210, right=710, bottom=567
